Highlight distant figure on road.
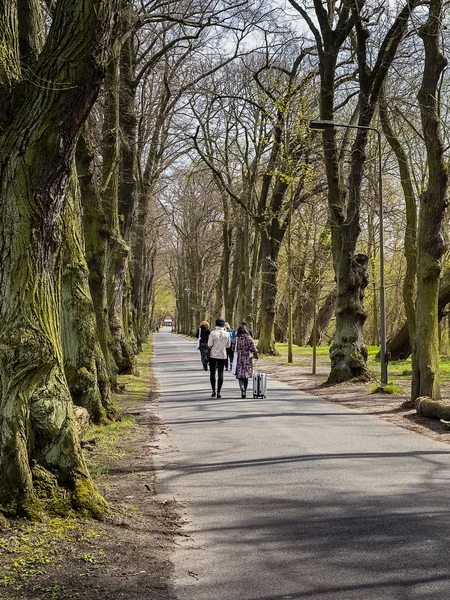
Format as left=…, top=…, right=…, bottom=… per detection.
left=224, top=322, right=236, bottom=371
left=207, top=317, right=230, bottom=398
left=197, top=321, right=211, bottom=371
left=232, top=325, right=258, bottom=398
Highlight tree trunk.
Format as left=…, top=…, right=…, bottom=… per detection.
left=222, top=210, right=235, bottom=325
left=62, top=169, right=116, bottom=423
left=379, top=86, right=417, bottom=348
left=76, top=129, right=117, bottom=387
left=415, top=397, right=450, bottom=422
left=0, top=0, right=118, bottom=518
left=257, top=229, right=280, bottom=355
left=411, top=0, right=448, bottom=400
left=307, top=288, right=337, bottom=346
left=328, top=253, right=369, bottom=383
left=386, top=276, right=450, bottom=360
left=102, top=51, right=135, bottom=374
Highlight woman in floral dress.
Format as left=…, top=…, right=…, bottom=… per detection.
left=232, top=325, right=258, bottom=398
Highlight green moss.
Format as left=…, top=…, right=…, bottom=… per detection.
left=0, top=517, right=81, bottom=590
left=17, top=493, right=43, bottom=522
left=327, top=367, right=351, bottom=384
left=66, top=366, right=96, bottom=396
left=71, top=476, right=108, bottom=520
left=31, top=466, right=58, bottom=500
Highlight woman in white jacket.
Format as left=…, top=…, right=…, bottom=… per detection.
left=207, top=317, right=231, bottom=398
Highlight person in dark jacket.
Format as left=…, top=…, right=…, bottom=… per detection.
left=224, top=322, right=235, bottom=370
left=197, top=321, right=211, bottom=370
left=232, top=325, right=258, bottom=398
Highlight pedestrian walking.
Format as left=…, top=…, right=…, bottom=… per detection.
left=207, top=317, right=230, bottom=398
left=224, top=322, right=236, bottom=371
left=232, top=325, right=258, bottom=398
left=197, top=321, right=211, bottom=371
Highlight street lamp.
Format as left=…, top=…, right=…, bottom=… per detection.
left=308, top=119, right=388, bottom=387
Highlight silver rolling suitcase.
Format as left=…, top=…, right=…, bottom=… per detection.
left=253, top=372, right=267, bottom=398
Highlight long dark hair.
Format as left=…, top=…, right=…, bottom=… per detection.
left=237, top=325, right=250, bottom=336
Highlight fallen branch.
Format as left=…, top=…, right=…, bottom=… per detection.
left=415, top=396, right=450, bottom=422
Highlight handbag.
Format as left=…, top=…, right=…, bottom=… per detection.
left=196, top=328, right=201, bottom=350
left=231, top=337, right=238, bottom=375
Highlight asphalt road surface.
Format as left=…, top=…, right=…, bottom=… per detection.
left=153, top=328, right=450, bottom=600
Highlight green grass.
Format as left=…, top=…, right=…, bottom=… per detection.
left=371, top=381, right=405, bottom=395
left=84, top=338, right=154, bottom=478
left=262, top=341, right=450, bottom=381
left=85, top=414, right=137, bottom=478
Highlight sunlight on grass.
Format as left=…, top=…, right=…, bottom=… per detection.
left=262, top=341, right=450, bottom=382
left=371, top=382, right=405, bottom=395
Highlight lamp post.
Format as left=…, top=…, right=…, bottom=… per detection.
left=308, top=119, right=388, bottom=387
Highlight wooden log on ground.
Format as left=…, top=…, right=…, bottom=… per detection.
left=415, top=396, right=450, bottom=421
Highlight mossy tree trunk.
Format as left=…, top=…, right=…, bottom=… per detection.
left=76, top=128, right=118, bottom=387
left=0, top=0, right=118, bottom=518
left=222, top=198, right=235, bottom=326
left=102, top=50, right=135, bottom=374
left=62, top=169, right=117, bottom=423
left=118, top=1, right=138, bottom=355
left=411, top=0, right=448, bottom=401
left=385, top=276, right=450, bottom=360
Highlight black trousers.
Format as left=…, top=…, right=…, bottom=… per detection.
left=209, top=357, right=226, bottom=393
left=238, top=377, right=248, bottom=391
left=226, top=347, right=234, bottom=369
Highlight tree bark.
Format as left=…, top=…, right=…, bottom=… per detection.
left=411, top=0, right=448, bottom=400
left=76, top=129, right=117, bottom=388
left=384, top=276, right=450, bottom=360
left=62, top=169, right=116, bottom=423
left=307, top=288, right=337, bottom=346
left=258, top=229, right=280, bottom=355
left=102, top=51, right=135, bottom=374
left=379, top=86, right=417, bottom=348
left=0, top=0, right=118, bottom=518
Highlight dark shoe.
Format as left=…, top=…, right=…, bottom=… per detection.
left=225, top=367, right=228, bottom=371
left=241, top=391, right=246, bottom=399
left=217, top=393, right=222, bottom=399
left=211, top=391, right=216, bottom=397
left=204, top=366, right=208, bottom=371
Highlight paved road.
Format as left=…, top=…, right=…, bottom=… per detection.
left=153, top=329, right=450, bottom=600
